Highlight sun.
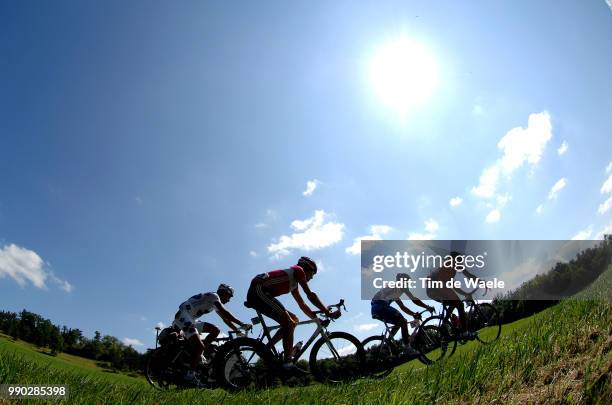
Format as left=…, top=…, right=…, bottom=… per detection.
left=367, top=36, right=439, bottom=117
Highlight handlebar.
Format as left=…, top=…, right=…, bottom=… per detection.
left=228, top=324, right=252, bottom=338
left=313, top=299, right=346, bottom=317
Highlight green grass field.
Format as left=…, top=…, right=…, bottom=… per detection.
left=0, top=333, right=144, bottom=385
left=1, top=269, right=610, bottom=404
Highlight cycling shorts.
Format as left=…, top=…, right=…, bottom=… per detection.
left=371, top=300, right=403, bottom=325
left=246, top=275, right=287, bottom=320
left=172, top=310, right=215, bottom=339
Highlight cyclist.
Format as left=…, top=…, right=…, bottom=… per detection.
left=371, top=273, right=434, bottom=357
left=426, top=251, right=479, bottom=339
left=172, top=284, right=250, bottom=385
left=245, top=256, right=340, bottom=373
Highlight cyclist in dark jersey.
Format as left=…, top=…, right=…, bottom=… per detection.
left=246, top=256, right=340, bottom=372
left=426, top=251, right=479, bottom=339
left=371, top=273, right=434, bottom=356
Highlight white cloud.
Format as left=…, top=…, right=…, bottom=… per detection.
left=255, top=223, right=267, bottom=229
left=548, top=177, right=567, bottom=199
left=122, top=338, right=144, bottom=347
left=606, top=162, right=612, bottom=174
left=536, top=204, right=543, bottom=215
left=557, top=141, right=568, bottom=156
left=249, top=250, right=257, bottom=257
left=408, top=219, right=439, bottom=240
left=355, top=323, right=379, bottom=333
left=486, top=209, right=501, bottom=223
left=0, top=244, right=71, bottom=292
left=496, top=193, right=511, bottom=207
left=571, top=225, right=593, bottom=241
left=497, top=112, right=552, bottom=173
left=472, top=111, right=553, bottom=199
left=140, top=316, right=147, bottom=321
left=424, top=219, right=439, bottom=233
left=449, top=196, right=463, bottom=207
left=346, top=225, right=392, bottom=255
left=50, top=272, right=73, bottom=293
left=472, top=165, right=500, bottom=198
left=303, top=180, right=321, bottom=197
left=598, top=196, right=612, bottom=215
left=472, top=105, right=485, bottom=117
left=601, top=174, right=612, bottom=195
left=267, top=210, right=344, bottom=258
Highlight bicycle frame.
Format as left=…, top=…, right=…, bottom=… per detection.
left=376, top=310, right=426, bottom=346
left=438, top=290, right=482, bottom=329
left=250, top=300, right=347, bottom=362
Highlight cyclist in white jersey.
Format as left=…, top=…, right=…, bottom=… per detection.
left=172, top=284, right=250, bottom=384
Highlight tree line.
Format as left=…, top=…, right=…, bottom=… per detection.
left=493, top=235, right=611, bottom=323
left=0, top=309, right=145, bottom=373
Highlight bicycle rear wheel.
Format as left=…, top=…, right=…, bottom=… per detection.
left=470, top=303, right=501, bottom=344
left=309, top=332, right=365, bottom=383
left=361, top=335, right=398, bottom=378
left=144, top=347, right=184, bottom=389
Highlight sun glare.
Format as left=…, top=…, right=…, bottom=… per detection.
left=368, top=36, right=439, bottom=117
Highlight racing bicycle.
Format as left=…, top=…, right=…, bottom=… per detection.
left=217, top=299, right=366, bottom=390
left=361, top=309, right=445, bottom=378
left=144, top=325, right=251, bottom=389
left=420, top=286, right=502, bottom=358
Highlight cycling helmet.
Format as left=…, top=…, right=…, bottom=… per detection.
left=297, top=256, right=317, bottom=274
left=217, top=283, right=234, bottom=297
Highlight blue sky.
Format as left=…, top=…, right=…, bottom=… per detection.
left=1, top=1, right=611, bottom=349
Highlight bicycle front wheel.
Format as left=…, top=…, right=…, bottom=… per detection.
left=215, top=338, right=273, bottom=391
left=413, top=324, right=446, bottom=364
left=470, top=303, right=502, bottom=344
left=309, top=332, right=365, bottom=383
left=419, top=316, right=457, bottom=358
left=361, top=335, right=399, bottom=378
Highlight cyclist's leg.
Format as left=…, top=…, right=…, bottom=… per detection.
left=174, top=311, right=205, bottom=370
left=198, top=321, right=219, bottom=353
left=373, top=301, right=408, bottom=344
left=441, top=293, right=467, bottom=331
left=429, top=287, right=466, bottom=329
left=249, top=283, right=296, bottom=363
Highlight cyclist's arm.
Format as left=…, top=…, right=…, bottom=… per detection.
left=394, top=299, right=417, bottom=317
left=291, top=289, right=316, bottom=319
left=214, top=302, right=244, bottom=331
left=297, top=279, right=332, bottom=316
left=402, top=289, right=434, bottom=312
